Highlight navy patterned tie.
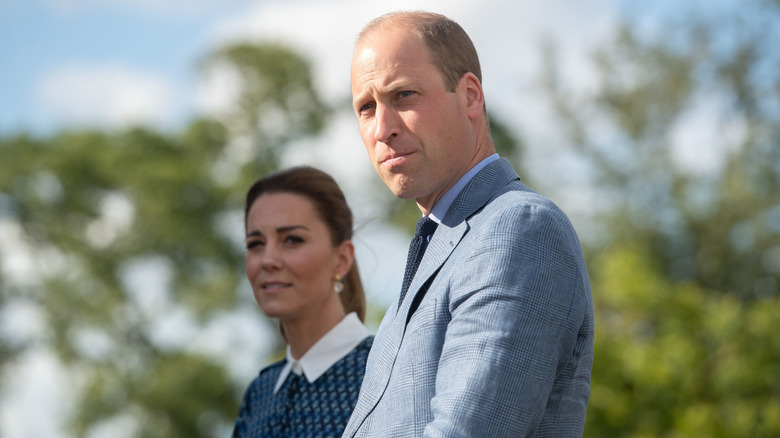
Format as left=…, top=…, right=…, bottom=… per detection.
left=398, top=216, right=438, bottom=309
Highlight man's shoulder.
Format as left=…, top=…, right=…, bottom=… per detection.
left=448, top=159, right=574, bottom=233
left=464, top=180, right=583, bottom=255
left=480, top=180, right=565, bottom=222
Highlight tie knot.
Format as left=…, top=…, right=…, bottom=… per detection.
left=415, top=216, right=438, bottom=239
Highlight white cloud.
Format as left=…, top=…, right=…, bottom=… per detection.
left=201, top=0, right=616, bottom=148
left=206, top=0, right=465, bottom=102
left=35, top=63, right=176, bottom=130
left=41, top=0, right=257, bottom=17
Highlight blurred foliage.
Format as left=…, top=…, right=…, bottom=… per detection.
left=536, top=1, right=780, bottom=436
left=201, top=43, right=328, bottom=175
left=542, top=1, right=780, bottom=300
left=587, top=243, right=780, bottom=436
left=0, top=43, right=328, bottom=437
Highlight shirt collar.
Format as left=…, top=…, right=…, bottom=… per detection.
left=273, top=312, right=370, bottom=394
left=429, top=154, right=500, bottom=223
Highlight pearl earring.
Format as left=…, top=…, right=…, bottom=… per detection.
left=334, top=274, right=344, bottom=293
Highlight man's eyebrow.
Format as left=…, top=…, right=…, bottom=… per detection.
left=353, top=91, right=371, bottom=110
left=353, top=81, right=412, bottom=109
left=383, top=81, right=410, bottom=94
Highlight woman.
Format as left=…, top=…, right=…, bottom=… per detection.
left=232, top=166, right=373, bottom=437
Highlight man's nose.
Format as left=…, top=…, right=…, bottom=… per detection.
left=373, top=104, right=401, bottom=143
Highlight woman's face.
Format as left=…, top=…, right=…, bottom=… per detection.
left=244, top=192, right=352, bottom=323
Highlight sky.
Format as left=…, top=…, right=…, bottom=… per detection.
left=0, top=0, right=624, bottom=323
left=0, top=0, right=623, bottom=436
left=0, top=0, right=616, bottom=133
left=0, top=0, right=622, bottom=232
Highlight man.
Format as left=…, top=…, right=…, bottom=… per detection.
left=344, top=11, right=594, bottom=437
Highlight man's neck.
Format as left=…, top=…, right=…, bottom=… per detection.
left=420, top=152, right=500, bottom=220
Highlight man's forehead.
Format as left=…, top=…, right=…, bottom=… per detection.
left=355, top=24, right=425, bottom=55
left=353, top=30, right=429, bottom=72
left=351, top=52, right=431, bottom=96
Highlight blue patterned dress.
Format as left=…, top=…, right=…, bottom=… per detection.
left=233, top=336, right=373, bottom=438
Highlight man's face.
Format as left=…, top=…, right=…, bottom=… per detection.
left=351, top=27, right=475, bottom=210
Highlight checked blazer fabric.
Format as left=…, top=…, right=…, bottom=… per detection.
left=342, top=159, right=595, bottom=437
left=233, top=336, right=373, bottom=438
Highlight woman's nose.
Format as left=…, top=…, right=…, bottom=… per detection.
left=260, top=244, right=282, bottom=270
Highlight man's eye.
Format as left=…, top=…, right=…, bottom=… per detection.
left=359, top=102, right=375, bottom=113
left=399, top=90, right=414, bottom=98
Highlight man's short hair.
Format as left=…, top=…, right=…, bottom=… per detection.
left=357, top=11, right=482, bottom=92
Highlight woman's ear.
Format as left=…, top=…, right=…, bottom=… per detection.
left=335, top=240, right=355, bottom=277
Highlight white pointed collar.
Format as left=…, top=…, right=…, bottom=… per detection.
left=273, top=312, right=369, bottom=394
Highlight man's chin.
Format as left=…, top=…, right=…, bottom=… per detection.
left=379, top=173, right=425, bottom=200
left=387, top=183, right=418, bottom=200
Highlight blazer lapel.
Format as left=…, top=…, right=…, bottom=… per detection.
left=345, top=159, right=520, bottom=436
left=398, top=159, right=520, bottom=322
left=399, top=217, right=468, bottom=313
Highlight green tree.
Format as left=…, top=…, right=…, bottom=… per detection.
left=588, top=243, right=780, bottom=436
left=539, top=1, right=780, bottom=436
left=0, top=42, right=329, bottom=437
left=201, top=43, right=328, bottom=181
left=542, top=1, right=780, bottom=299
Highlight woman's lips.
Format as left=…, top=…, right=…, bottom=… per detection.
left=262, top=282, right=291, bottom=291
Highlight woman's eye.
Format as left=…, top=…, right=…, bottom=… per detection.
left=246, top=240, right=263, bottom=250
left=285, top=235, right=304, bottom=244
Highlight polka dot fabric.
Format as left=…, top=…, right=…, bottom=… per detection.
left=233, top=336, right=373, bottom=438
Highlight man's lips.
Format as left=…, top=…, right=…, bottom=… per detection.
left=380, top=151, right=414, bottom=167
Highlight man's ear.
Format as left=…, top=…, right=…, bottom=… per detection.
left=460, top=72, right=485, bottom=119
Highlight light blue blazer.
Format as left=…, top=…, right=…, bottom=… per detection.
left=343, top=159, right=594, bottom=437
